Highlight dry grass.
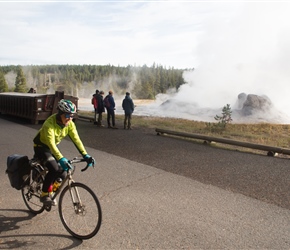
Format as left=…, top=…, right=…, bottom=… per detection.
left=78, top=111, right=290, bottom=149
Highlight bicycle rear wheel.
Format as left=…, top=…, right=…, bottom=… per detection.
left=58, top=182, right=102, bottom=239
left=21, top=167, right=45, bottom=214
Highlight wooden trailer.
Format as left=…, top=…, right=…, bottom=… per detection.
left=0, top=91, right=78, bottom=124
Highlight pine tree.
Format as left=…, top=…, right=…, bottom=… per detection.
left=0, top=69, right=8, bottom=92
left=214, top=104, right=233, bottom=128
left=14, top=66, right=27, bottom=92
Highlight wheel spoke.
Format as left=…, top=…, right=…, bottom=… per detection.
left=59, top=183, right=102, bottom=239
left=21, top=168, right=45, bottom=214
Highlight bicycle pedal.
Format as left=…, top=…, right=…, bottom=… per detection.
left=44, top=204, right=52, bottom=211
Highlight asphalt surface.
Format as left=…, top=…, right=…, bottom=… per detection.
left=74, top=118, right=290, bottom=210
left=1, top=115, right=290, bottom=249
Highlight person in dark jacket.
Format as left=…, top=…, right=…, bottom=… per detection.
left=96, top=90, right=105, bottom=127
left=92, top=89, right=99, bottom=125
left=104, top=90, right=117, bottom=129
left=122, top=92, right=135, bottom=129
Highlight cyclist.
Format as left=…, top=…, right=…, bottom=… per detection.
left=33, top=99, right=95, bottom=205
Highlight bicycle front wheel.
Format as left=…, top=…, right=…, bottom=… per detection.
left=58, top=182, right=102, bottom=239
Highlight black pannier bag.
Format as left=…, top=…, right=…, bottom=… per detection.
left=6, top=154, right=31, bottom=190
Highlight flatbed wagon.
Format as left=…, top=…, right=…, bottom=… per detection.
left=0, top=91, right=78, bottom=124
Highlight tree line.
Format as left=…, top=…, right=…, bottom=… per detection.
left=0, top=64, right=192, bottom=99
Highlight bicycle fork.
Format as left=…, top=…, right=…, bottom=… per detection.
left=68, top=183, right=86, bottom=215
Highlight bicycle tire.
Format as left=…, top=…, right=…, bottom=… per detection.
left=21, top=167, right=45, bottom=214
left=58, top=182, right=102, bottom=239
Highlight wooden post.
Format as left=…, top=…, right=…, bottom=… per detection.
left=156, top=128, right=290, bottom=156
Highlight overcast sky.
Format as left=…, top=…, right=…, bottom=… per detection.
left=2, top=0, right=290, bottom=121
left=0, top=0, right=244, bottom=69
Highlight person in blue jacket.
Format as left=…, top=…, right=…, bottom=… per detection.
left=122, top=92, right=135, bottom=129
left=104, top=90, right=117, bottom=129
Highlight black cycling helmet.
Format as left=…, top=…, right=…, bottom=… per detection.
left=57, top=99, right=77, bottom=114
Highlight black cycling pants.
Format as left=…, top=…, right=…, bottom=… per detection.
left=34, top=146, right=66, bottom=192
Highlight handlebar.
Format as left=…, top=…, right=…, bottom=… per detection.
left=67, top=157, right=95, bottom=172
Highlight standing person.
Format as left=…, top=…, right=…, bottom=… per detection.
left=122, top=92, right=135, bottom=130
left=92, top=89, right=99, bottom=125
left=96, top=90, right=105, bottom=127
left=33, top=99, right=95, bottom=205
left=104, top=90, right=117, bottom=129
left=28, top=87, right=36, bottom=93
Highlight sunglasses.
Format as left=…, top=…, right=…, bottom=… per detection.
left=64, top=113, right=74, bottom=119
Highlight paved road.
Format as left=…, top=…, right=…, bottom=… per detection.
left=1, top=117, right=290, bottom=249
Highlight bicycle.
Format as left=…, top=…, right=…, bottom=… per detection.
left=21, top=156, right=102, bottom=240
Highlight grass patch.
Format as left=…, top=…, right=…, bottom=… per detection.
left=78, top=111, right=290, bottom=149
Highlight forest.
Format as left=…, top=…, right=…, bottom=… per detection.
left=0, top=64, right=192, bottom=99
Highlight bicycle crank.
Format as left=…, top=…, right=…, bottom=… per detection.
left=44, top=204, right=52, bottom=211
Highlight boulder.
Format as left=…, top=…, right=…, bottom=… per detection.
left=238, top=93, right=272, bottom=115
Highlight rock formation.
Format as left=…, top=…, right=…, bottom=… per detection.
left=236, top=93, right=272, bottom=116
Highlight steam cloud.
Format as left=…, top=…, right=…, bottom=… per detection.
left=78, top=2, right=290, bottom=124
left=152, top=2, right=290, bottom=123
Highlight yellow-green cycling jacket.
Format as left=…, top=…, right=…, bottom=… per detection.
left=33, top=113, right=87, bottom=161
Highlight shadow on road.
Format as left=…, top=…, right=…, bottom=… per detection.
left=0, top=233, right=82, bottom=249
left=0, top=209, right=83, bottom=249
left=0, top=209, right=35, bottom=233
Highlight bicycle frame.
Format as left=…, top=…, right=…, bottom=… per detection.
left=24, top=159, right=78, bottom=206
left=50, top=169, right=75, bottom=201
left=50, top=159, right=87, bottom=212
